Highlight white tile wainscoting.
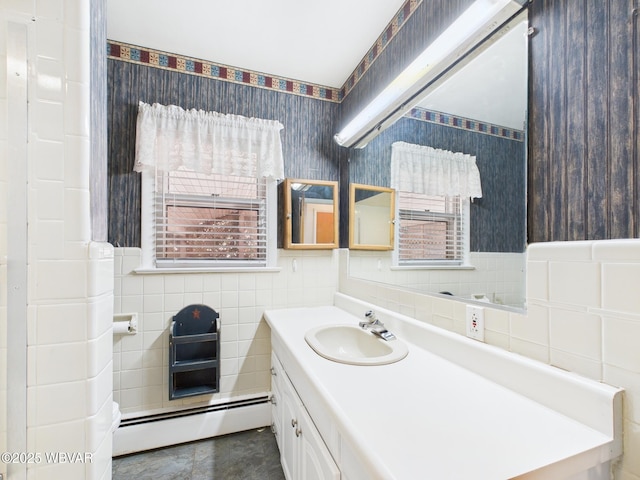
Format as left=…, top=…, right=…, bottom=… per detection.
left=348, top=250, right=525, bottom=308
left=112, top=248, right=340, bottom=417
left=340, top=240, right=640, bottom=479
left=113, top=240, right=640, bottom=478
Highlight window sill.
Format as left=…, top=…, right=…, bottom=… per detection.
left=390, top=264, right=476, bottom=271
left=134, top=266, right=282, bottom=275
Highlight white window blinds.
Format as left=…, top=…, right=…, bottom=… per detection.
left=397, top=193, right=466, bottom=265
left=153, top=169, right=268, bottom=267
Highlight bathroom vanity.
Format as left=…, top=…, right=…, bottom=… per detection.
left=270, top=350, right=340, bottom=479
left=264, top=293, right=623, bottom=480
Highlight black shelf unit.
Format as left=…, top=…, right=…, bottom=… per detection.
left=169, top=304, right=220, bottom=400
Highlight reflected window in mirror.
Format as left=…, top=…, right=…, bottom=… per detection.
left=394, top=192, right=470, bottom=267
left=390, top=142, right=480, bottom=267
left=283, top=179, right=338, bottom=249
left=349, top=184, right=395, bottom=250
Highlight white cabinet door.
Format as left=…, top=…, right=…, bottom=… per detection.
left=273, top=352, right=339, bottom=480
left=298, top=404, right=340, bottom=480
left=280, top=367, right=300, bottom=480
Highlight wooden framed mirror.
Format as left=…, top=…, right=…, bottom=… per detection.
left=349, top=183, right=395, bottom=250
left=283, top=179, right=339, bottom=249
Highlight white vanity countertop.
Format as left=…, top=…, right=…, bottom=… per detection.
left=264, top=304, right=622, bottom=480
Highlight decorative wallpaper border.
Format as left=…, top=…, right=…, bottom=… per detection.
left=407, top=107, right=525, bottom=141
left=107, top=0, right=419, bottom=104
left=341, top=0, right=422, bottom=99
left=107, top=41, right=342, bottom=103
left=107, top=39, right=524, bottom=141
left=107, top=0, right=521, bottom=142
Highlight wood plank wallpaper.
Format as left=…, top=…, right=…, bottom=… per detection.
left=107, top=0, right=638, bottom=249
left=107, top=60, right=343, bottom=247
left=528, top=0, right=640, bottom=242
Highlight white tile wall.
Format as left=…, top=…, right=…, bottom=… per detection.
left=341, top=240, right=640, bottom=479
left=348, top=250, right=526, bottom=307
left=112, top=248, right=339, bottom=416
left=548, top=260, right=601, bottom=308
left=1, top=2, right=113, bottom=479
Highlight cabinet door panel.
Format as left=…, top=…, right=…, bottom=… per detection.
left=299, top=406, right=340, bottom=480
left=272, top=351, right=339, bottom=480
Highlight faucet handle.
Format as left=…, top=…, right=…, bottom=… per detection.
left=360, top=310, right=375, bottom=329
left=363, top=310, right=383, bottom=327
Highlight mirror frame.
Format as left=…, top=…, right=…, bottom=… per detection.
left=283, top=178, right=339, bottom=250
left=349, top=183, right=395, bottom=251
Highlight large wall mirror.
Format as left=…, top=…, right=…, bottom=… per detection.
left=347, top=9, right=529, bottom=309
left=349, top=184, right=395, bottom=250
left=283, top=179, right=339, bottom=249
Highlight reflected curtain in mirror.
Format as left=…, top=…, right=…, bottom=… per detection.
left=390, top=142, right=482, bottom=198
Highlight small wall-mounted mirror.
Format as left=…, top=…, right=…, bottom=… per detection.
left=349, top=183, right=395, bottom=250
left=284, top=179, right=339, bottom=249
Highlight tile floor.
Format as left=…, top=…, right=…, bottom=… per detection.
left=112, top=428, right=285, bottom=480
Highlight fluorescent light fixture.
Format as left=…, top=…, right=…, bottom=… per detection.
left=334, top=0, right=524, bottom=148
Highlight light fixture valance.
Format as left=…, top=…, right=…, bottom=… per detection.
left=390, top=141, right=482, bottom=199
left=134, top=102, right=285, bottom=179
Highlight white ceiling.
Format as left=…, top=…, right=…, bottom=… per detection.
left=106, top=0, right=406, bottom=88
left=106, top=1, right=528, bottom=129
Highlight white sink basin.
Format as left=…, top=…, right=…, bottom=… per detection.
left=304, top=324, right=408, bottom=365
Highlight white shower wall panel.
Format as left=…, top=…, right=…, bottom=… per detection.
left=1, top=2, right=114, bottom=479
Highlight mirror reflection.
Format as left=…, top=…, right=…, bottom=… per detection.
left=347, top=11, right=528, bottom=309
left=349, top=184, right=395, bottom=250
left=284, top=179, right=338, bottom=249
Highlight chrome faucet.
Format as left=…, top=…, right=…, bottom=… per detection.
left=359, top=310, right=396, bottom=341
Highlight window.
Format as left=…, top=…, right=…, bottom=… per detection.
left=141, top=167, right=276, bottom=269
left=395, top=192, right=469, bottom=266
left=134, top=102, right=284, bottom=270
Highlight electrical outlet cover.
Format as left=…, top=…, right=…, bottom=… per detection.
left=466, top=305, right=485, bottom=341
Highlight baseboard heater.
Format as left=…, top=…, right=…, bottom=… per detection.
left=113, top=395, right=271, bottom=457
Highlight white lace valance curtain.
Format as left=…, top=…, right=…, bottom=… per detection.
left=390, top=141, right=482, bottom=199
left=134, top=102, right=285, bottom=179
